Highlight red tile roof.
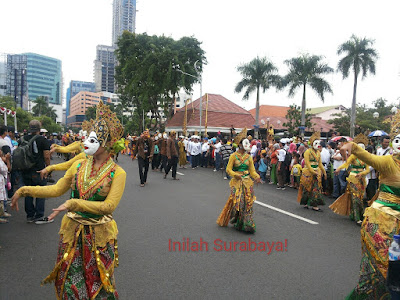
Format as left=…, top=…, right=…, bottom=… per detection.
left=167, top=94, right=255, bottom=129
left=249, top=105, right=289, bottom=118
left=258, top=116, right=333, bottom=132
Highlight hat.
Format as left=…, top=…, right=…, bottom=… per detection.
left=29, top=120, right=41, bottom=133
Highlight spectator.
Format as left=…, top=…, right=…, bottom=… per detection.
left=220, top=138, right=233, bottom=180
left=190, top=136, right=202, bottom=169
left=291, top=152, right=302, bottom=189
left=332, top=139, right=347, bottom=198
left=258, top=152, right=268, bottom=183
left=365, top=145, right=378, bottom=203
left=21, top=120, right=51, bottom=224
left=133, top=130, right=154, bottom=187
left=277, top=142, right=286, bottom=190
left=213, top=138, right=222, bottom=171
left=376, top=137, right=392, bottom=156
left=164, top=131, right=179, bottom=180
left=201, top=138, right=210, bottom=168
left=269, top=144, right=279, bottom=185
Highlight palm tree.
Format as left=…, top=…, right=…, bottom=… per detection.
left=45, top=106, right=58, bottom=121
left=32, top=96, right=48, bottom=117
left=282, top=54, right=333, bottom=137
left=337, top=35, right=378, bottom=138
left=235, top=56, right=280, bottom=138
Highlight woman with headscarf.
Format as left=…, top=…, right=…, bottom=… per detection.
left=217, top=129, right=260, bottom=233
left=11, top=101, right=126, bottom=299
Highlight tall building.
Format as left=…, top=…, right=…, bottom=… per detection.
left=93, top=45, right=116, bottom=93
left=6, top=52, right=62, bottom=121
left=66, top=80, right=95, bottom=125
left=112, top=0, right=137, bottom=46
left=0, top=53, right=7, bottom=96
left=68, top=91, right=113, bottom=127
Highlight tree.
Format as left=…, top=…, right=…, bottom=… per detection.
left=283, top=104, right=314, bottom=136
left=234, top=57, right=280, bottom=139
left=115, top=32, right=206, bottom=133
left=282, top=54, right=333, bottom=137
left=45, top=106, right=58, bottom=121
left=337, top=35, right=378, bottom=138
left=85, top=106, right=96, bottom=121
left=32, top=96, right=48, bottom=117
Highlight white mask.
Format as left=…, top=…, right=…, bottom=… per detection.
left=313, top=140, right=321, bottom=151
left=155, top=136, right=159, bottom=141
left=357, top=143, right=366, bottom=150
left=158, top=133, right=162, bottom=138
left=84, top=131, right=100, bottom=156
left=242, top=139, right=251, bottom=152
left=393, top=135, right=400, bottom=154
left=163, top=133, right=168, bottom=139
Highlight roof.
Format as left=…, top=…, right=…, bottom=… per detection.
left=308, top=105, right=346, bottom=115
left=168, top=94, right=255, bottom=129
left=256, top=116, right=334, bottom=132
left=249, top=105, right=289, bottom=118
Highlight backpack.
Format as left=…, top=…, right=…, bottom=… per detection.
left=283, top=150, right=292, bottom=166
left=12, top=135, right=41, bottom=171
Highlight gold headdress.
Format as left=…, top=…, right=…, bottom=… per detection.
left=309, top=132, right=321, bottom=145
left=388, top=109, right=400, bottom=138
left=89, top=101, right=124, bottom=148
left=353, top=133, right=368, bottom=145
left=81, top=120, right=93, bottom=132
left=234, top=128, right=248, bottom=145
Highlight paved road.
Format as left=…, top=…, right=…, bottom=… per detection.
left=0, top=154, right=362, bottom=299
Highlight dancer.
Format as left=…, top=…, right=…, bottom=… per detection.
left=164, top=131, right=179, bottom=180
left=216, top=128, right=260, bottom=233
left=178, top=136, right=187, bottom=168
left=11, top=101, right=126, bottom=299
left=330, top=134, right=370, bottom=225
left=339, top=114, right=400, bottom=299
left=297, top=132, right=326, bottom=212
left=133, top=129, right=153, bottom=187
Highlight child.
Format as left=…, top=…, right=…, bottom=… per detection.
left=258, top=152, right=268, bottom=183
left=0, top=145, right=11, bottom=223
left=291, top=152, right=302, bottom=189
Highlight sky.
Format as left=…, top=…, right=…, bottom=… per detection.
left=2, top=0, right=400, bottom=111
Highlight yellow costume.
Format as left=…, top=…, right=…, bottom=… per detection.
left=346, top=143, right=400, bottom=299
left=297, top=134, right=327, bottom=207
left=178, top=140, right=187, bottom=166
left=46, top=152, right=87, bottom=173
left=53, top=140, right=83, bottom=154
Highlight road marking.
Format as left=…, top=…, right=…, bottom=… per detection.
left=177, top=172, right=184, bottom=176
left=254, top=200, right=319, bottom=225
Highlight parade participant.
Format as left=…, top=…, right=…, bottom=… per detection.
left=339, top=113, right=400, bottom=299
left=164, top=131, right=179, bottom=180
left=159, top=133, right=168, bottom=172
left=330, top=134, right=370, bottom=224
left=178, top=136, right=187, bottom=168
left=152, top=134, right=161, bottom=170
left=216, top=128, right=260, bottom=233
left=11, top=101, right=126, bottom=299
left=297, top=132, right=327, bottom=212
left=133, top=129, right=153, bottom=187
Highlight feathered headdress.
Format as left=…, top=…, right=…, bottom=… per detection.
left=353, top=133, right=368, bottom=145
left=234, top=128, right=248, bottom=145
left=309, top=132, right=321, bottom=145
left=89, top=101, right=124, bottom=148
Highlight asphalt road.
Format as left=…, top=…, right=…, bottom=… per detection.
left=0, top=154, right=362, bottom=299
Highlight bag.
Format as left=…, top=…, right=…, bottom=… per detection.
left=283, top=151, right=292, bottom=166
left=292, top=166, right=300, bottom=175
left=12, top=135, right=40, bottom=171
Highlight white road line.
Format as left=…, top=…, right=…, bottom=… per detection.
left=176, top=172, right=185, bottom=176
left=254, top=200, right=319, bottom=225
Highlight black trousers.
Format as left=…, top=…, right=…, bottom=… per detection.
left=165, top=156, right=178, bottom=178
left=138, top=156, right=149, bottom=184
left=152, top=154, right=160, bottom=170
left=160, top=155, right=167, bottom=171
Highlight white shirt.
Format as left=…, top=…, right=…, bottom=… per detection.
left=366, top=166, right=377, bottom=180
left=183, top=139, right=188, bottom=149
left=377, top=147, right=392, bottom=156
left=190, top=142, right=201, bottom=156
left=201, top=143, right=209, bottom=153
left=186, top=141, right=193, bottom=154
left=250, top=145, right=257, bottom=157
left=214, top=142, right=221, bottom=153
left=332, top=150, right=345, bottom=170
left=278, top=149, right=286, bottom=162
left=320, top=148, right=331, bottom=170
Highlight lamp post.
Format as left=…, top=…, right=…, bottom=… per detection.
left=175, top=61, right=202, bottom=136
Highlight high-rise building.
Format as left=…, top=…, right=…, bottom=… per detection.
left=6, top=54, right=28, bottom=108
left=112, top=0, right=136, bottom=46
left=66, top=80, right=95, bottom=125
left=0, top=53, right=7, bottom=96
left=93, top=45, right=116, bottom=93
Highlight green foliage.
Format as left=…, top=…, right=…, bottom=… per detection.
left=283, top=104, right=314, bottom=135
left=282, top=54, right=333, bottom=133
left=31, top=96, right=57, bottom=121
left=36, top=116, right=62, bottom=133
left=0, top=96, right=17, bottom=109
left=85, top=106, right=96, bottom=121
left=328, top=98, right=393, bottom=136
left=115, top=32, right=206, bottom=133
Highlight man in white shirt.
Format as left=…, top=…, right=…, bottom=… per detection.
left=186, top=137, right=194, bottom=164
left=190, top=137, right=202, bottom=169
left=365, top=145, right=378, bottom=202
left=320, top=141, right=331, bottom=194
left=201, top=138, right=210, bottom=167
left=376, top=137, right=392, bottom=156
left=277, top=142, right=286, bottom=190
left=332, top=138, right=347, bottom=198
left=213, top=139, right=222, bottom=171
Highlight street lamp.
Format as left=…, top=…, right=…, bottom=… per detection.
left=174, top=61, right=203, bottom=136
